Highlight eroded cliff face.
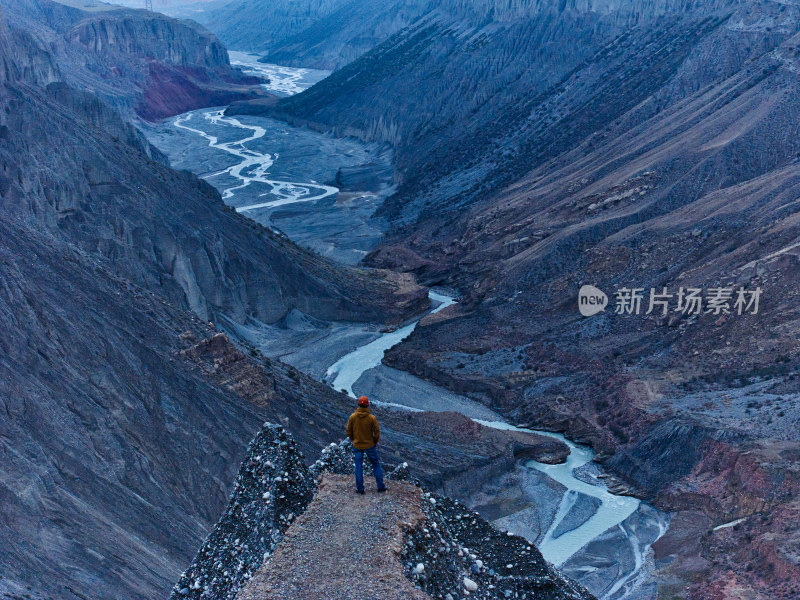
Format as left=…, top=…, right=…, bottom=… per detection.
left=260, top=0, right=432, bottom=70
left=436, top=0, right=743, bottom=22
left=208, top=0, right=745, bottom=70
left=232, top=3, right=736, bottom=217
left=1, top=74, right=424, bottom=325
left=1, top=0, right=264, bottom=119
left=0, top=8, right=13, bottom=83
left=201, top=0, right=354, bottom=56
left=67, top=12, right=230, bottom=69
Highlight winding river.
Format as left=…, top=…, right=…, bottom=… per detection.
left=173, top=109, right=338, bottom=209
left=228, top=51, right=328, bottom=96
left=171, top=53, right=338, bottom=211
left=325, top=291, right=662, bottom=589
left=326, top=291, right=456, bottom=396
left=144, top=55, right=390, bottom=265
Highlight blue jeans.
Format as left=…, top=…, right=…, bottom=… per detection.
left=354, top=446, right=385, bottom=491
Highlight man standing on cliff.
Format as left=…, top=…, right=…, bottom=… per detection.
left=346, top=396, right=386, bottom=494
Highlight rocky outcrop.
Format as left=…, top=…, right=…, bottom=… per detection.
left=236, top=473, right=432, bottom=600
left=403, top=488, right=594, bottom=600
left=67, top=11, right=230, bottom=69
left=169, top=425, right=316, bottom=600
left=173, top=433, right=594, bottom=600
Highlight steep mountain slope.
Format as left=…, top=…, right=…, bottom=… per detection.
left=1, top=0, right=264, bottom=119
left=374, top=0, right=800, bottom=449
left=0, top=29, right=425, bottom=326
left=231, top=1, right=741, bottom=219
left=198, top=0, right=351, bottom=56
left=258, top=0, right=431, bottom=70
left=0, top=214, right=268, bottom=600
left=199, top=0, right=430, bottom=69
left=231, top=1, right=800, bottom=597
left=0, top=6, right=427, bottom=599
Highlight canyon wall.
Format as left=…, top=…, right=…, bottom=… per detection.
left=201, top=0, right=353, bottom=55
left=207, top=0, right=746, bottom=69
left=1, top=0, right=263, bottom=119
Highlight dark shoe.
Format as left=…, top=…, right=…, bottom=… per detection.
left=377, top=487, right=387, bottom=493
left=356, top=489, right=365, bottom=495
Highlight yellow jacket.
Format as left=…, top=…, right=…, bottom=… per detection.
left=346, top=407, right=380, bottom=450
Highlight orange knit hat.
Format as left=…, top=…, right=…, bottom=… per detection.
left=358, top=396, right=369, bottom=407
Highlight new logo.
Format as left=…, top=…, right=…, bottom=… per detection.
left=578, top=285, right=608, bottom=317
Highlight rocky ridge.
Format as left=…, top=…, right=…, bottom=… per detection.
left=171, top=433, right=594, bottom=600
left=237, top=473, right=432, bottom=600
left=169, top=425, right=316, bottom=600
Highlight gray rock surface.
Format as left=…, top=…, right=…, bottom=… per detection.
left=552, top=494, right=603, bottom=539
left=231, top=1, right=740, bottom=225
left=169, top=425, right=316, bottom=600
left=198, top=0, right=430, bottom=70
left=404, top=481, right=595, bottom=600
left=198, top=0, right=353, bottom=58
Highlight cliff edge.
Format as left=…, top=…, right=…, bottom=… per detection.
left=171, top=433, right=594, bottom=600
